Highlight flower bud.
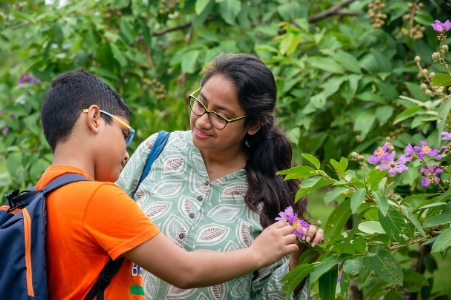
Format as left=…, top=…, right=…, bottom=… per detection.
left=357, top=155, right=365, bottom=162
left=420, top=83, right=428, bottom=90
left=385, top=136, right=391, bottom=141
left=430, top=72, right=435, bottom=78
left=388, top=145, right=394, bottom=152
left=421, top=69, right=429, bottom=75
left=441, top=45, right=449, bottom=52
left=350, top=152, right=359, bottom=158
left=414, top=55, right=421, bottom=63
left=432, top=52, right=441, bottom=61
left=407, top=3, right=413, bottom=8
left=425, top=89, right=432, bottom=97
left=316, top=220, right=322, bottom=226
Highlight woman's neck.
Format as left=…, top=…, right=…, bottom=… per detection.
left=200, top=146, right=248, bottom=181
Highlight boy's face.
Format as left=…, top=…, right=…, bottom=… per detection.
left=94, top=113, right=131, bottom=182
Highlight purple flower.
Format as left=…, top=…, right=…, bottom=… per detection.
left=378, top=151, right=409, bottom=175
left=17, top=73, right=41, bottom=85
left=369, top=142, right=391, bottom=164
left=403, top=144, right=416, bottom=161
left=414, top=141, right=440, bottom=159
left=420, top=165, right=442, bottom=186
left=292, top=219, right=306, bottom=238
left=275, top=206, right=295, bottom=222
left=1, top=127, right=8, bottom=135
left=441, top=131, right=451, bottom=140
left=431, top=20, right=451, bottom=32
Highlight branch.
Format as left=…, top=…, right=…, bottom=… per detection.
left=307, top=0, right=358, bottom=23
left=152, top=22, right=192, bottom=36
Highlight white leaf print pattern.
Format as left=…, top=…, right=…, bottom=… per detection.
left=151, top=181, right=184, bottom=198
left=162, top=215, right=187, bottom=246
left=221, top=185, right=247, bottom=199
left=190, top=170, right=209, bottom=195
left=191, top=152, right=207, bottom=175
left=223, top=240, right=240, bottom=251
left=195, top=292, right=210, bottom=300
left=231, top=277, right=249, bottom=298
left=167, top=285, right=193, bottom=298
left=255, top=265, right=273, bottom=280
left=207, top=205, right=242, bottom=222
left=195, top=225, right=229, bottom=245
left=142, top=202, right=171, bottom=220
left=143, top=272, right=159, bottom=299
left=163, top=156, right=185, bottom=173
left=238, top=220, right=253, bottom=247
left=208, top=284, right=226, bottom=300
left=179, top=196, right=201, bottom=215
left=134, top=186, right=147, bottom=208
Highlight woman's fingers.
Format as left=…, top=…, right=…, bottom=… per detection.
left=311, top=228, right=324, bottom=247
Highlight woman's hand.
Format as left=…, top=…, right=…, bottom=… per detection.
left=288, top=224, right=324, bottom=270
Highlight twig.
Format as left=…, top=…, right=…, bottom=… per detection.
left=307, top=0, right=357, bottom=23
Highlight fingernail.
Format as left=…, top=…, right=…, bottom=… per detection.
left=311, top=242, right=316, bottom=247
left=306, top=236, right=312, bottom=242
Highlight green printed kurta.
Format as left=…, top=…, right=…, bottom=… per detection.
left=117, top=130, right=309, bottom=300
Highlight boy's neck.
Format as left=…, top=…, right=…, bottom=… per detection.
left=52, top=142, right=95, bottom=179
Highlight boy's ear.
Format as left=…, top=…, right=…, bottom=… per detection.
left=84, top=105, right=102, bottom=133
left=247, top=120, right=261, bottom=136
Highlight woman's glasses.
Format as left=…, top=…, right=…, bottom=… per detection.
left=188, top=88, right=246, bottom=130
left=82, top=109, right=135, bottom=147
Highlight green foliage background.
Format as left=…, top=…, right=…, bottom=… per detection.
left=1, top=0, right=451, bottom=299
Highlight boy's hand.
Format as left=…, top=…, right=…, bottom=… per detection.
left=289, top=225, right=324, bottom=270
left=249, top=221, right=298, bottom=269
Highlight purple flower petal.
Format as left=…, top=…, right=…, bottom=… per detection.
left=1, top=127, right=8, bottom=135
left=441, top=132, right=451, bottom=140
left=422, top=177, right=430, bottom=186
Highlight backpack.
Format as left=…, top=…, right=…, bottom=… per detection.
left=131, top=130, right=170, bottom=199
left=0, top=174, right=122, bottom=300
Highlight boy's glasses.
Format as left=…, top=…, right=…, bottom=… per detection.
left=188, top=87, right=246, bottom=130
left=82, top=109, right=135, bottom=147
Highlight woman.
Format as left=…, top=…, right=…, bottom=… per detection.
left=117, top=53, right=323, bottom=299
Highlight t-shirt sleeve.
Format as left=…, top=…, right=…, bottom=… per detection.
left=82, top=183, right=160, bottom=260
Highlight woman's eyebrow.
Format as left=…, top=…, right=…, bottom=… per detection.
left=199, top=91, right=234, bottom=115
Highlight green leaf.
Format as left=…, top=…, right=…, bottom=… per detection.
left=309, top=57, right=345, bottom=74
left=437, top=98, right=451, bottom=141
left=431, top=227, right=451, bottom=253
left=432, top=73, right=451, bottom=86
left=120, top=18, right=135, bottom=43
left=6, top=152, right=22, bottom=177
left=318, top=263, right=339, bottom=300
left=367, top=169, right=388, bottom=191
left=393, top=105, right=421, bottom=124
left=331, top=50, right=361, bottom=73
left=435, top=188, right=451, bottom=203
left=379, top=206, right=408, bottom=244
left=374, top=192, right=389, bottom=216
left=281, top=264, right=316, bottom=299
left=369, top=250, right=403, bottom=285
left=279, top=32, right=302, bottom=56
left=301, top=153, right=320, bottom=169
left=358, top=258, right=372, bottom=286
left=277, top=165, right=317, bottom=180
left=358, top=221, right=385, bottom=234
left=330, top=157, right=348, bottom=178
left=324, top=200, right=351, bottom=245
left=195, top=0, right=211, bottom=15
left=400, top=206, right=426, bottom=237
left=351, top=188, right=366, bottom=213
left=181, top=50, right=200, bottom=74
left=356, top=92, right=385, bottom=104
left=295, top=177, right=334, bottom=200
left=324, top=187, right=348, bottom=205
left=219, top=0, right=242, bottom=25
left=423, top=214, right=451, bottom=227
left=310, top=256, right=338, bottom=282
left=353, top=113, right=376, bottom=140
left=376, top=106, right=394, bottom=126
left=343, top=257, right=363, bottom=275
left=403, top=270, right=429, bottom=293
left=110, top=43, right=127, bottom=67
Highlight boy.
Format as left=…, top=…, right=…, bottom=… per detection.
left=38, top=70, right=298, bottom=299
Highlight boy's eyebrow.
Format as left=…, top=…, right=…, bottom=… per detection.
left=199, top=91, right=234, bottom=116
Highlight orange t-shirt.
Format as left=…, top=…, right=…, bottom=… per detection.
left=37, top=165, right=159, bottom=300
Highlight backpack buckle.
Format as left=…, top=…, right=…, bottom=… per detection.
left=4, top=189, right=20, bottom=211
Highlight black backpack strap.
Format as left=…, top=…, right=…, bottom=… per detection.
left=84, top=257, right=125, bottom=300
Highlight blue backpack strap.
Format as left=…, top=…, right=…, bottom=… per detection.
left=131, top=130, right=170, bottom=199
left=42, top=174, right=90, bottom=194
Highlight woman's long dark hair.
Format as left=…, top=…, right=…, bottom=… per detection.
left=201, top=53, right=308, bottom=228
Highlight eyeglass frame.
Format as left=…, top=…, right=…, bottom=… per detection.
left=188, top=87, right=247, bottom=130
left=82, top=108, right=135, bottom=148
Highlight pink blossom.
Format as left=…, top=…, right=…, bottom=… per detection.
left=431, top=20, right=451, bottom=32
left=378, top=151, right=409, bottom=175
left=441, top=131, right=451, bottom=140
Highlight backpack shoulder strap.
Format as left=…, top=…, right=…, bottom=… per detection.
left=131, top=130, right=170, bottom=199
left=84, top=257, right=125, bottom=300
left=42, top=174, right=91, bottom=194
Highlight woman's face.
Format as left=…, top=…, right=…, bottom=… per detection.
left=190, top=75, right=259, bottom=155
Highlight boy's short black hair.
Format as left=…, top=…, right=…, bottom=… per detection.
left=41, top=70, right=131, bottom=151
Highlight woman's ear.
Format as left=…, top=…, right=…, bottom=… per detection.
left=247, top=120, right=261, bottom=136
